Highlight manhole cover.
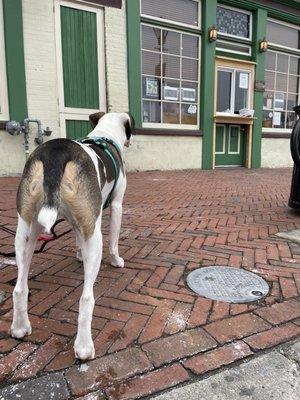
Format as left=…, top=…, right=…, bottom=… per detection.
left=187, top=266, right=269, bottom=303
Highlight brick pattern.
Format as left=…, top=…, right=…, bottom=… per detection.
left=1, top=169, right=300, bottom=399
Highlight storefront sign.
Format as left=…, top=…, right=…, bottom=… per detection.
left=254, top=80, right=266, bottom=92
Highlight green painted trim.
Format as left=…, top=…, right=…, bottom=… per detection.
left=126, top=0, right=142, bottom=127
left=141, top=16, right=202, bottom=35
left=201, top=0, right=217, bottom=170
left=251, top=8, right=268, bottom=168
left=217, top=34, right=253, bottom=46
left=268, top=44, right=300, bottom=57
left=2, top=0, right=27, bottom=121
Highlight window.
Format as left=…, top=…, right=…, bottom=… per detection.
left=217, top=68, right=251, bottom=114
left=267, top=19, right=300, bottom=51
left=141, top=0, right=200, bottom=28
left=263, top=20, right=300, bottom=130
left=216, top=5, right=252, bottom=41
left=263, top=50, right=300, bottom=129
left=141, top=24, right=200, bottom=127
left=0, top=0, right=9, bottom=121
left=216, top=40, right=251, bottom=56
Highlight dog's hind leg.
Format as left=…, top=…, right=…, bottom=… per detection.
left=11, top=217, right=41, bottom=338
left=109, top=179, right=126, bottom=268
left=74, top=214, right=102, bottom=361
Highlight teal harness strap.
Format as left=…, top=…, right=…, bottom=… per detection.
left=77, top=136, right=121, bottom=209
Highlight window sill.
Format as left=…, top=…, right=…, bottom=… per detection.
left=262, top=131, right=291, bottom=139
left=134, top=127, right=203, bottom=137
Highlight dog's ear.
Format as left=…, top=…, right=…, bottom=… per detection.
left=89, top=112, right=106, bottom=129
left=124, top=112, right=135, bottom=140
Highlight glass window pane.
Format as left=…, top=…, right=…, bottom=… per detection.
left=162, top=54, right=180, bottom=79
left=262, top=110, right=273, bottom=128
left=274, top=92, right=286, bottom=110
left=142, top=77, right=161, bottom=99
left=275, top=73, right=288, bottom=92
left=143, top=100, right=161, bottom=123
left=217, top=70, right=232, bottom=113
left=141, top=0, right=199, bottom=27
left=234, top=71, right=249, bottom=113
left=290, top=57, right=300, bottom=75
left=181, top=81, right=198, bottom=103
left=163, top=102, right=180, bottom=124
left=216, top=40, right=251, bottom=55
left=277, top=54, right=289, bottom=73
left=288, top=75, right=299, bottom=93
left=265, top=71, right=275, bottom=90
left=287, top=112, right=297, bottom=129
left=265, top=52, right=276, bottom=70
left=263, top=92, right=274, bottom=109
left=287, top=94, right=298, bottom=111
left=142, top=51, right=161, bottom=76
left=162, top=79, right=180, bottom=101
left=181, top=103, right=197, bottom=124
left=273, top=111, right=285, bottom=128
left=142, top=25, right=161, bottom=52
left=182, top=58, right=198, bottom=81
left=162, top=30, right=180, bottom=55
left=182, top=34, right=199, bottom=58
left=216, top=6, right=251, bottom=39
left=267, top=20, right=299, bottom=50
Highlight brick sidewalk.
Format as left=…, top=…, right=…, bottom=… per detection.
left=0, top=168, right=300, bottom=399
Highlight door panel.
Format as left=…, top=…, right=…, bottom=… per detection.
left=215, top=124, right=245, bottom=167
left=61, top=6, right=99, bottom=109
left=65, top=120, right=91, bottom=140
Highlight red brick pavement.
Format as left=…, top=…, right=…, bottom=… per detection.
left=0, top=168, right=300, bottom=399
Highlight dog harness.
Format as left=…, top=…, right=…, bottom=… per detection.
left=77, top=136, right=121, bottom=209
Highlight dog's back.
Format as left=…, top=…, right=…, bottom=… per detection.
left=17, top=138, right=102, bottom=239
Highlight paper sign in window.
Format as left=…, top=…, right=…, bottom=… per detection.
left=273, top=111, right=281, bottom=126
left=239, top=73, right=249, bottom=89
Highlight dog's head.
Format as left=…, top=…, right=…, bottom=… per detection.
left=89, top=112, right=135, bottom=148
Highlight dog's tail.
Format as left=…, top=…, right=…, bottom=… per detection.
left=37, top=207, right=58, bottom=234
left=36, top=139, right=72, bottom=233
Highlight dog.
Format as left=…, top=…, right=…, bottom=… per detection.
left=10, top=112, right=134, bottom=360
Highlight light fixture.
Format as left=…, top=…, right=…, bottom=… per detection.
left=209, top=26, right=218, bottom=42
left=259, top=37, right=268, bottom=52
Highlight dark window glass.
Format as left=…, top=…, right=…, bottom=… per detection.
left=217, top=70, right=232, bottom=112
left=217, top=6, right=251, bottom=39
left=162, top=30, right=180, bottom=55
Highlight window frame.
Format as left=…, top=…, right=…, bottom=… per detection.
left=216, top=39, right=252, bottom=56
left=267, top=18, right=300, bottom=54
left=0, top=0, right=9, bottom=121
left=140, top=22, right=201, bottom=129
left=263, top=48, right=300, bottom=133
left=216, top=66, right=252, bottom=116
left=140, top=0, right=202, bottom=30
left=216, top=4, right=253, bottom=42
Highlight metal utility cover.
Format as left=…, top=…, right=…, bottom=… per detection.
left=187, top=266, right=269, bottom=303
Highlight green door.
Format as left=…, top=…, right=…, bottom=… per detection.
left=215, top=124, right=246, bottom=167
left=58, top=4, right=105, bottom=140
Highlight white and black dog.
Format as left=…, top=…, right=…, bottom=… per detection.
left=10, top=112, right=134, bottom=360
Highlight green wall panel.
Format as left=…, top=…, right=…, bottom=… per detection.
left=2, top=0, right=27, bottom=121
left=201, top=0, right=217, bottom=170
left=66, top=120, right=91, bottom=140
left=61, top=6, right=99, bottom=109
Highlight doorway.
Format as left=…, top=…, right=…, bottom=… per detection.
left=215, top=124, right=246, bottom=167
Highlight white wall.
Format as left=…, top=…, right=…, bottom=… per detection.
left=261, top=137, right=293, bottom=168
left=125, top=135, right=202, bottom=171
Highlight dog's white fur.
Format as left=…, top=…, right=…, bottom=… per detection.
left=11, top=112, right=131, bottom=360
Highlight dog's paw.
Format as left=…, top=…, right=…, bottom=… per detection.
left=76, top=250, right=83, bottom=262
left=74, top=339, right=95, bottom=361
left=111, top=256, right=124, bottom=268
left=10, top=323, right=32, bottom=339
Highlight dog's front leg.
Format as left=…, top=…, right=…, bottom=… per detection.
left=109, top=180, right=126, bottom=268
left=11, top=217, right=41, bottom=338
left=74, top=216, right=102, bottom=361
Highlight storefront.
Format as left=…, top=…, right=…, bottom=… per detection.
left=0, top=0, right=299, bottom=174
left=127, top=0, right=300, bottom=170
